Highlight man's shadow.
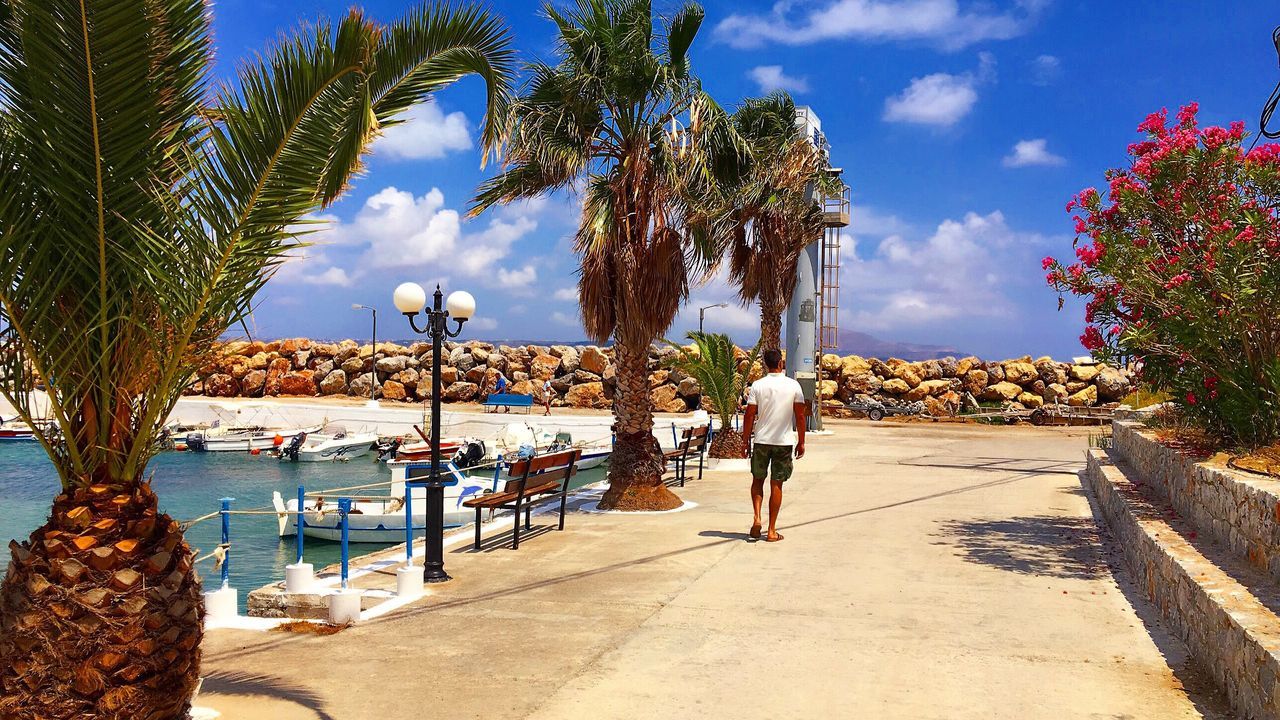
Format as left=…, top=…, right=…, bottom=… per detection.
left=698, top=530, right=756, bottom=541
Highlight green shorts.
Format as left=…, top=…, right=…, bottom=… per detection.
left=751, top=443, right=795, bottom=482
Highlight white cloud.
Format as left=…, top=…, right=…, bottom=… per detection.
left=468, top=316, right=498, bottom=332
left=842, top=208, right=1054, bottom=331
left=311, top=187, right=543, bottom=284
left=272, top=250, right=353, bottom=287
left=1029, top=54, right=1060, bottom=86
left=496, top=265, right=537, bottom=289
left=882, top=53, right=993, bottom=126
left=373, top=100, right=471, bottom=161
left=1002, top=138, right=1065, bottom=167
left=715, top=0, right=1042, bottom=51
left=553, top=286, right=578, bottom=302
left=748, top=65, right=810, bottom=94
left=550, top=311, right=579, bottom=327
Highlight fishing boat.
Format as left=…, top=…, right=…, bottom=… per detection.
left=0, top=419, right=36, bottom=442
left=272, top=462, right=499, bottom=542
left=278, top=425, right=378, bottom=463
left=185, top=421, right=321, bottom=452
left=490, top=422, right=612, bottom=474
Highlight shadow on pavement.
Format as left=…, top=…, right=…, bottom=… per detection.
left=200, top=670, right=335, bottom=720
left=933, top=515, right=1107, bottom=579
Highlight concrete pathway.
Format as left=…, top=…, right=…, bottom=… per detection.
left=198, top=420, right=1230, bottom=719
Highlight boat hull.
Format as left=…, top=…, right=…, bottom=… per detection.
left=295, top=439, right=375, bottom=462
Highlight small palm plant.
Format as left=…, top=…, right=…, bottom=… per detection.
left=0, top=1, right=512, bottom=716
left=666, top=332, right=759, bottom=458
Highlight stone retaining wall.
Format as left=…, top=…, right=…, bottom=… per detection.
left=187, top=338, right=1135, bottom=414
left=1113, top=421, right=1280, bottom=584
left=1085, top=449, right=1280, bottom=719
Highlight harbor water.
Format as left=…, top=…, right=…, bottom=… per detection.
left=0, top=442, right=605, bottom=612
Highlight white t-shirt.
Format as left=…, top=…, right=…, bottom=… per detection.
left=746, top=373, right=806, bottom=446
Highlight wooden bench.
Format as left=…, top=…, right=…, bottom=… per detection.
left=462, top=448, right=580, bottom=550
left=483, top=393, right=534, bottom=413
left=663, top=425, right=709, bottom=487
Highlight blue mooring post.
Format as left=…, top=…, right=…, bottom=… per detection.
left=338, top=497, right=351, bottom=589
left=671, top=423, right=678, bottom=448
left=219, top=497, right=233, bottom=588
left=295, top=486, right=305, bottom=564
left=491, top=454, right=503, bottom=491
left=404, top=484, right=413, bottom=564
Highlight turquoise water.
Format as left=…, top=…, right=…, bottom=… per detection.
left=0, top=442, right=604, bottom=612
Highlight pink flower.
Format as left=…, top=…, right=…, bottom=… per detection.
left=1041, top=256, right=1055, bottom=270
left=1137, top=108, right=1169, bottom=136
left=1186, top=391, right=1197, bottom=405
left=1237, top=226, right=1256, bottom=243
left=1080, top=326, right=1105, bottom=351
left=1176, top=102, right=1199, bottom=127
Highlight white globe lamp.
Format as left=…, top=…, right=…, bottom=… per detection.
left=393, top=282, right=427, bottom=314
left=446, top=290, right=476, bottom=321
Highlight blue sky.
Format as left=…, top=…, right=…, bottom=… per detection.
left=217, top=0, right=1280, bottom=359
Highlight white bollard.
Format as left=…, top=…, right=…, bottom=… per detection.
left=203, top=586, right=237, bottom=623
left=327, top=588, right=362, bottom=625
left=284, top=562, right=315, bottom=593
left=396, top=566, right=423, bottom=599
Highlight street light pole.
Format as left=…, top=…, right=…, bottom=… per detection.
left=698, top=302, right=729, bottom=334
left=352, top=304, right=378, bottom=401
left=393, top=283, right=474, bottom=583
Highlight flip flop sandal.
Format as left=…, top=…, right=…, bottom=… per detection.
left=765, top=532, right=785, bottom=543
left=749, top=523, right=762, bottom=539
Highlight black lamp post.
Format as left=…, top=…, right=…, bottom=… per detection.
left=351, top=304, right=378, bottom=402
left=698, top=302, right=728, bottom=333
left=393, top=282, right=475, bottom=583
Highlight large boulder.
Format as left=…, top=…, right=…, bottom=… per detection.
left=205, top=373, right=237, bottom=397
left=465, top=366, right=486, bottom=384
left=510, top=380, right=534, bottom=396
left=1036, top=360, right=1067, bottom=386
left=312, top=359, right=334, bottom=379
left=1095, top=366, right=1130, bottom=400
left=843, top=372, right=882, bottom=395
left=349, top=374, right=373, bottom=398
left=485, top=353, right=507, bottom=373
left=579, top=346, right=610, bottom=375
left=440, top=366, right=458, bottom=385
left=819, top=379, right=838, bottom=400
left=869, top=358, right=894, bottom=378
left=677, top=376, right=702, bottom=398
left=937, top=356, right=959, bottom=377
left=840, top=355, right=871, bottom=378
left=574, top=369, right=602, bottom=384
left=649, top=369, right=670, bottom=388
left=292, top=350, right=311, bottom=370
left=454, top=352, right=476, bottom=373
left=246, top=352, right=271, bottom=371
left=894, top=363, right=923, bottom=388
left=1017, top=392, right=1045, bottom=409
left=381, top=380, right=408, bottom=401
left=919, top=359, right=943, bottom=381
left=471, top=347, right=490, bottom=364
left=279, top=370, right=316, bottom=396
left=962, top=369, right=988, bottom=396
left=319, top=369, right=348, bottom=395
left=341, top=357, right=366, bottom=375
left=881, top=378, right=910, bottom=394
left=955, top=356, right=980, bottom=376
left=1068, top=385, right=1098, bottom=407
left=566, top=382, right=608, bottom=409
left=443, top=381, right=479, bottom=402
left=264, top=357, right=291, bottom=395
left=240, top=370, right=266, bottom=397
left=391, top=368, right=420, bottom=393
left=983, top=381, right=1022, bottom=401
left=820, top=353, right=842, bottom=372
left=984, top=361, right=1005, bottom=383
left=1045, top=383, right=1068, bottom=402
left=1070, top=364, right=1100, bottom=382
left=375, top=355, right=409, bottom=374
left=651, top=384, right=688, bottom=413
left=552, top=345, right=580, bottom=374
left=531, top=353, right=560, bottom=381
left=1002, top=361, right=1038, bottom=385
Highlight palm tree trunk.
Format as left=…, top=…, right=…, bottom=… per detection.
left=0, top=482, right=203, bottom=719
left=600, top=339, right=681, bottom=511
left=760, top=298, right=785, bottom=352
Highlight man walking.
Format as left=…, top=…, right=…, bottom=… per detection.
left=740, top=349, right=807, bottom=542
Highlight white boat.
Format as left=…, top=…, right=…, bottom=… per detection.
left=490, top=422, right=611, bottom=475
left=279, top=426, right=377, bottom=463
left=273, top=462, right=499, bottom=542
left=185, top=422, right=320, bottom=452
left=0, top=419, right=36, bottom=442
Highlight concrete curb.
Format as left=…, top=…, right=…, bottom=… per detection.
left=1085, top=448, right=1280, bottom=719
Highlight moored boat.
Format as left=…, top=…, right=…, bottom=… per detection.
left=0, top=419, right=36, bottom=442
left=279, top=426, right=378, bottom=462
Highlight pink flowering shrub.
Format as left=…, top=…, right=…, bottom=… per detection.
left=1045, top=103, right=1280, bottom=446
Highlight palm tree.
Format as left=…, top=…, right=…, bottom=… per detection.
left=0, top=2, right=512, bottom=716
left=665, top=332, right=758, bottom=458
left=472, top=0, right=738, bottom=510
left=710, top=93, right=843, bottom=351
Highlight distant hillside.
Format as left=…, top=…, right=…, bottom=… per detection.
left=835, top=330, right=965, bottom=361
